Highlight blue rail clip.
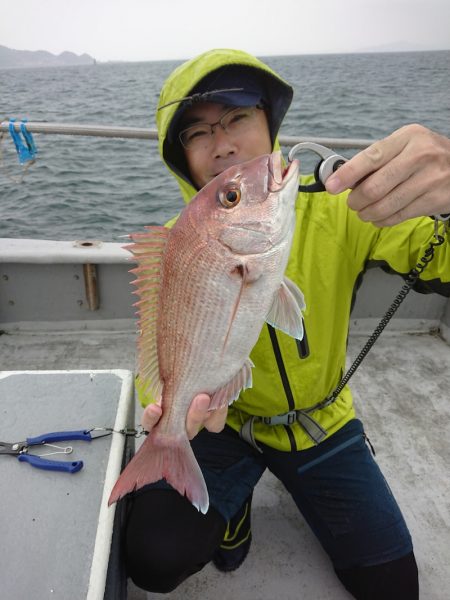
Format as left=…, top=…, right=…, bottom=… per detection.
left=8, top=118, right=38, bottom=165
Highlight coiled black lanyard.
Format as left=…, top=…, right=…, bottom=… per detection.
left=322, top=219, right=449, bottom=408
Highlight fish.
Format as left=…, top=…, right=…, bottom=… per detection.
left=108, top=151, right=305, bottom=513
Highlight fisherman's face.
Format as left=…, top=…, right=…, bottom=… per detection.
left=181, top=102, right=272, bottom=189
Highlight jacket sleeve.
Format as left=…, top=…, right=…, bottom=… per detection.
left=368, top=217, right=450, bottom=296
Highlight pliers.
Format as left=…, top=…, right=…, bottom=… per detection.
left=0, top=429, right=94, bottom=473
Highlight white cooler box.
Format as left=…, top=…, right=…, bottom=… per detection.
left=0, top=370, right=135, bottom=600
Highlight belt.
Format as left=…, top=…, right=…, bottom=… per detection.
left=239, top=395, right=337, bottom=451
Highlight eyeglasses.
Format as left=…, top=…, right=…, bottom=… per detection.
left=178, top=106, right=262, bottom=151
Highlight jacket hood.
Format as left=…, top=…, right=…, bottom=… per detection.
left=156, top=48, right=293, bottom=203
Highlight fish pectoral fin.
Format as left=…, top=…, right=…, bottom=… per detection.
left=265, top=277, right=306, bottom=340
left=283, top=276, right=306, bottom=311
left=209, top=357, right=254, bottom=410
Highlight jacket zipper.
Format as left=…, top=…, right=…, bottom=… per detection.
left=267, top=324, right=298, bottom=451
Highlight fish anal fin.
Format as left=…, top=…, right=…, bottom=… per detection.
left=266, top=276, right=306, bottom=340
left=209, top=357, right=254, bottom=410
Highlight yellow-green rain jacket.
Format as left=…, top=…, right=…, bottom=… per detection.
left=145, top=48, right=450, bottom=452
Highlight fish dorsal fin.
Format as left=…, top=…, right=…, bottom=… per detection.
left=209, top=357, right=254, bottom=410
left=126, top=226, right=170, bottom=402
left=266, top=276, right=306, bottom=340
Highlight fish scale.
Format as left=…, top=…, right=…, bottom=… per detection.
left=109, top=152, right=305, bottom=512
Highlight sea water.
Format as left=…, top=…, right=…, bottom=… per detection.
left=1, top=51, right=449, bottom=241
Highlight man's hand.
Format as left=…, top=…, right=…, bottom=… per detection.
left=325, top=124, right=450, bottom=226
left=141, top=394, right=228, bottom=440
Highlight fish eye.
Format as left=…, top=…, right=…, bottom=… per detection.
left=218, top=186, right=241, bottom=208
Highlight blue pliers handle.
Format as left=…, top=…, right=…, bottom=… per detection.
left=0, top=430, right=93, bottom=473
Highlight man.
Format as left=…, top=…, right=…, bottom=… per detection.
left=124, top=48, right=450, bottom=599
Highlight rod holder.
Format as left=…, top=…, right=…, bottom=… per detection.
left=83, top=263, right=99, bottom=311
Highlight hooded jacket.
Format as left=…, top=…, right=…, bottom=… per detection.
left=150, top=48, right=450, bottom=452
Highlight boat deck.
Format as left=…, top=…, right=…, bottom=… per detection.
left=1, top=325, right=449, bottom=599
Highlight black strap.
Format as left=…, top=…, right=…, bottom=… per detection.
left=240, top=225, right=448, bottom=451
left=325, top=228, right=447, bottom=404
left=267, top=325, right=295, bottom=411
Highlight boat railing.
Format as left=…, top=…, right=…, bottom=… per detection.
left=0, top=120, right=374, bottom=149
left=1, top=119, right=449, bottom=339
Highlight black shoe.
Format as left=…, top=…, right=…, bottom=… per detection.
left=212, top=494, right=253, bottom=572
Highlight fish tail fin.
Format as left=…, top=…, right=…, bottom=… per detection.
left=108, top=432, right=209, bottom=514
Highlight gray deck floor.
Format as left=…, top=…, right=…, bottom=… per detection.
left=1, top=326, right=449, bottom=599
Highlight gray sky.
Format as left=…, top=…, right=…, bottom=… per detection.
left=1, top=0, right=449, bottom=61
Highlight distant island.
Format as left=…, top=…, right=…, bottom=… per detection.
left=0, top=45, right=95, bottom=69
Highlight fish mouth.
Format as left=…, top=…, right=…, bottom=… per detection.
left=268, top=152, right=299, bottom=192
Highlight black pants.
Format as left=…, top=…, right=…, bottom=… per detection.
left=124, top=489, right=418, bottom=598
left=124, top=422, right=418, bottom=598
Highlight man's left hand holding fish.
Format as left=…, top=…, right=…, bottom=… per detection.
left=141, top=394, right=228, bottom=439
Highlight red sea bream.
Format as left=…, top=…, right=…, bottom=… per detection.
left=108, top=151, right=305, bottom=513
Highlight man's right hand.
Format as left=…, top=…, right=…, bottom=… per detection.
left=141, top=394, right=228, bottom=440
